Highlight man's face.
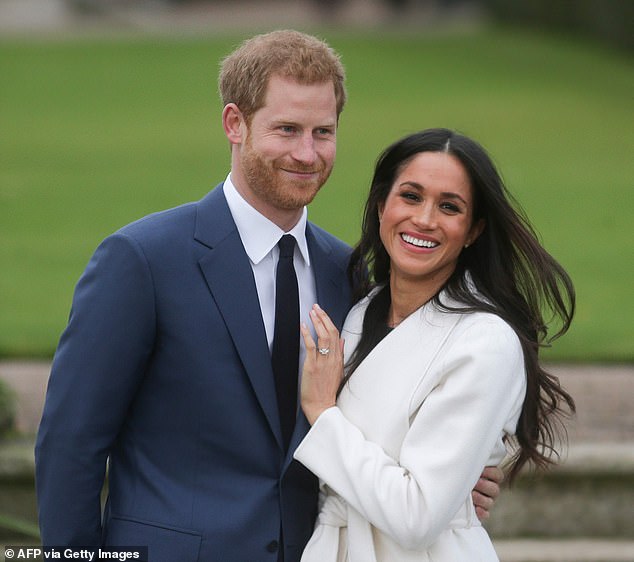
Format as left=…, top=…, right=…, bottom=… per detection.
left=236, top=75, right=338, bottom=225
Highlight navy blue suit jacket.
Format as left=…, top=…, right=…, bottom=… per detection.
left=35, top=184, right=354, bottom=562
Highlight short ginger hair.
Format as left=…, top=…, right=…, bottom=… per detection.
left=219, top=29, right=347, bottom=124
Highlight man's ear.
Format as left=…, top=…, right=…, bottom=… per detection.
left=222, top=103, right=245, bottom=145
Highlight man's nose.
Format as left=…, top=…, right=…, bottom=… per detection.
left=291, top=134, right=317, bottom=165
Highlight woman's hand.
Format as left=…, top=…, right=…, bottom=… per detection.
left=300, top=304, right=345, bottom=425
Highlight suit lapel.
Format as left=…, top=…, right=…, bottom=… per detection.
left=284, top=224, right=352, bottom=467
left=195, top=186, right=283, bottom=449
left=194, top=195, right=352, bottom=460
left=306, top=224, right=351, bottom=330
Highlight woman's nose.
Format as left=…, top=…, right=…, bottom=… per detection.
left=412, top=203, right=436, bottom=229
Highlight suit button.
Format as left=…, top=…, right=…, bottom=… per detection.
left=266, top=540, right=279, bottom=553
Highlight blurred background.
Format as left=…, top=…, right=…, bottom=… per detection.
left=0, top=1, right=633, bottom=560
left=0, top=0, right=632, bottom=50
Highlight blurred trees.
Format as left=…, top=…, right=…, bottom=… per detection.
left=65, top=0, right=632, bottom=52
left=482, top=0, right=633, bottom=51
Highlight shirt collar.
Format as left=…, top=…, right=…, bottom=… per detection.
left=223, top=173, right=311, bottom=266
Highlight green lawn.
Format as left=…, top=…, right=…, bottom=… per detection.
left=1, top=28, right=632, bottom=361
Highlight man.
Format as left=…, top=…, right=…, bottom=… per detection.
left=36, top=30, right=500, bottom=562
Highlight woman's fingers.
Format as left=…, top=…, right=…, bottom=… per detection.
left=310, top=304, right=341, bottom=353
left=312, top=303, right=339, bottom=335
left=301, top=321, right=316, bottom=353
left=300, top=305, right=347, bottom=425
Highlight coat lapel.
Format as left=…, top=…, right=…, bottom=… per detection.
left=342, top=296, right=464, bottom=415
left=195, top=186, right=283, bottom=449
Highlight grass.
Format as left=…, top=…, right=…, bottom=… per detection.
left=1, top=27, right=632, bottom=361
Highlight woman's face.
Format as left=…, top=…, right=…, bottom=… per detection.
left=378, top=151, right=484, bottom=290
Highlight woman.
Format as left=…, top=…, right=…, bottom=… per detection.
left=294, top=128, right=575, bottom=561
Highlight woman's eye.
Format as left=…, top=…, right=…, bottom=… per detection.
left=440, top=202, right=460, bottom=213
left=401, top=192, right=419, bottom=202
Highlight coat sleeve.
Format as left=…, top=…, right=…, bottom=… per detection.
left=35, top=232, right=156, bottom=546
left=294, top=316, right=526, bottom=550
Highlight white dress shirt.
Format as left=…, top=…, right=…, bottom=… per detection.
left=222, top=173, right=318, bottom=377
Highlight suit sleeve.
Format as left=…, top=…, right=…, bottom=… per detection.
left=294, top=318, right=526, bottom=550
left=35, top=232, right=156, bottom=546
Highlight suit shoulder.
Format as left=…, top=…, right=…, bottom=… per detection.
left=307, top=222, right=352, bottom=258
left=117, top=201, right=198, bottom=240
left=92, top=200, right=205, bottom=265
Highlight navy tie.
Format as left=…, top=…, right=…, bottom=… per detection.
left=271, top=234, right=300, bottom=451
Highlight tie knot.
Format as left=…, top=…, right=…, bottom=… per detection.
left=278, top=234, right=296, bottom=258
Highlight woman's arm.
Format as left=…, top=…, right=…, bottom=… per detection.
left=295, top=305, right=524, bottom=549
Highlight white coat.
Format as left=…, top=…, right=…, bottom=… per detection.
left=294, top=291, right=527, bottom=561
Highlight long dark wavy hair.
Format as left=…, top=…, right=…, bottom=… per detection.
left=346, top=128, right=576, bottom=483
